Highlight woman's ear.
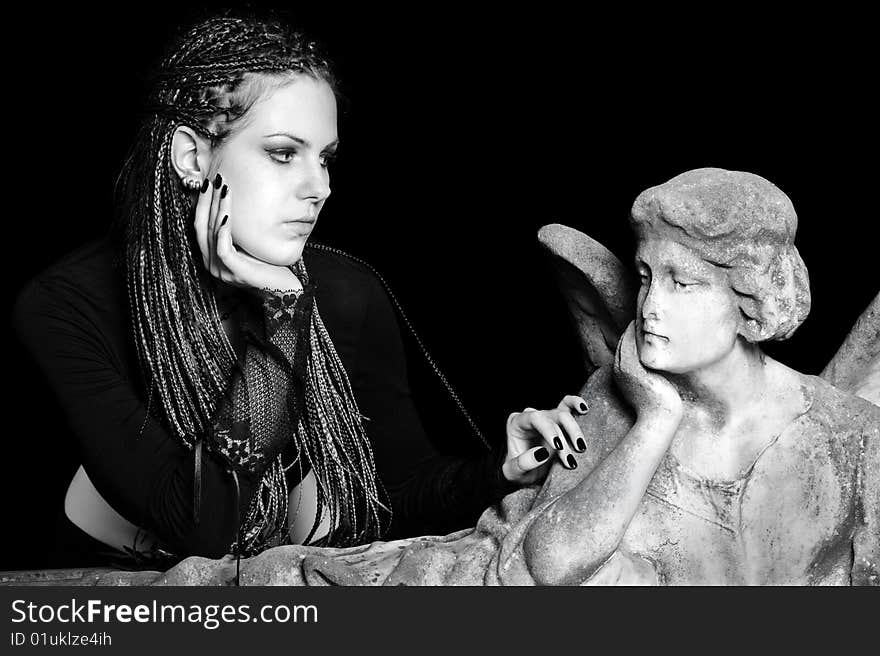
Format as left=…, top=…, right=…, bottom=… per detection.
left=171, top=126, right=211, bottom=185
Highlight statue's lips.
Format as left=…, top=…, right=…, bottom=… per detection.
left=641, top=329, right=669, bottom=342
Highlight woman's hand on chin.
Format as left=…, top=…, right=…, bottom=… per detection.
left=194, top=174, right=302, bottom=293
left=502, top=395, right=590, bottom=485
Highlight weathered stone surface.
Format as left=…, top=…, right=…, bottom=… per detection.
left=822, top=292, right=880, bottom=405
left=66, top=363, right=876, bottom=586
left=631, top=168, right=811, bottom=343
left=537, top=224, right=636, bottom=374
left=0, top=567, right=148, bottom=586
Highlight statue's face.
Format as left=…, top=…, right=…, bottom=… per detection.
left=634, top=238, right=741, bottom=374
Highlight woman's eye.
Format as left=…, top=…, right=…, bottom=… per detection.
left=268, top=149, right=296, bottom=164
left=319, top=152, right=337, bottom=168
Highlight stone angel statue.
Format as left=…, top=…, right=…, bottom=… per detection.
left=87, top=168, right=879, bottom=586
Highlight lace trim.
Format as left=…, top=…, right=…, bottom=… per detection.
left=259, top=287, right=305, bottom=334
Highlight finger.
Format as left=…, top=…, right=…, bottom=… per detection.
left=615, top=325, right=626, bottom=370
left=526, top=411, right=561, bottom=449
left=557, top=411, right=587, bottom=453
left=213, top=182, right=230, bottom=275
left=507, top=408, right=538, bottom=439
left=194, top=179, right=213, bottom=269
left=215, top=182, right=229, bottom=244
left=207, top=173, right=223, bottom=274
left=215, top=214, right=243, bottom=285
left=527, top=412, right=577, bottom=470
left=513, top=446, right=552, bottom=474
left=628, top=326, right=642, bottom=364
left=559, top=395, right=589, bottom=415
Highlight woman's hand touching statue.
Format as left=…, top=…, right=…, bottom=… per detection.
left=502, top=395, right=590, bottom=485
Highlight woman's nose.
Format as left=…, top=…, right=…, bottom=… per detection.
left=296, top=162, right=331, bottom=203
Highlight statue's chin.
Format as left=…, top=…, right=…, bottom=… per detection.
left=640, top=358, right=673, bottom=374
left=638, top=348, right=691, bottom=376
left=637, top=341, right=668, bottom=371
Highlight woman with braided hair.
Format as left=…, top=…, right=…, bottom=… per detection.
left=13, top=14, right=587, bottom=568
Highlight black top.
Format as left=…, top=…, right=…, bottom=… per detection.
left=13, top=239, right=515, bottom=559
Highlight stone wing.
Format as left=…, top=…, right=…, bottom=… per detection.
left=538, top=224, right=637, bottom=376
left=821, top=291, right=880, bottom=406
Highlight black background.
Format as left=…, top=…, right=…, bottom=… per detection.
left=3, top=4, right=876, bottom=570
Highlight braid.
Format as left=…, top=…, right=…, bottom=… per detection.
left=114, top=14, right=386, bottom=549
left=115, top=15, right=336, bottom=447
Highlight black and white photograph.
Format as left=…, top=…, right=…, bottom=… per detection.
left=1, top=1, right=877, bottom=642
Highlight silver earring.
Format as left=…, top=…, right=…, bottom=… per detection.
left=182, top=177, right=202, bottom=191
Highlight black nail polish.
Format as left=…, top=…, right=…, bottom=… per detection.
left=221, top=215, right=228, bottom=226
left=534, top=447, right=549, bottom=462
left=566, top=455, right=578, bottom=469
left=213, top=173, right=222, bottom=189
left=576, top=438, right=586, bottom=452
left=220, top=184, right=228, bottom=199
left=553, top=437, right=563, bottom=451
left=200, top=179, right=209, bottom=193
left=579, top=402, right=588, bottom=413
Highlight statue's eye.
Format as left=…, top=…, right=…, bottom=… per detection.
left=673, top=280, right=694, bottom=290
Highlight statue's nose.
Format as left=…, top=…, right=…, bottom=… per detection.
left=640, top=283, right=661, bottom=320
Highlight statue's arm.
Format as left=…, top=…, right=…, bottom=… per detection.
left=521, top=324, right=683, bottom=585
left=521, top=409, right=679, bottom=585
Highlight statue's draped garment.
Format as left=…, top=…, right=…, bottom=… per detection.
left=125, top=365, right=877, bottom=586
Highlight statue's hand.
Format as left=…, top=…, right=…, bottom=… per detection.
left=613, top=322, right=682, bottom=422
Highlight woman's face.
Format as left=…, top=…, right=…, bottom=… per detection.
left=210, top=75, right=338, bottom=266
left=634, top=238, right=741, bottom=374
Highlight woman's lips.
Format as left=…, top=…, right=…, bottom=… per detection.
left=281, top=217, right=315, bottom=236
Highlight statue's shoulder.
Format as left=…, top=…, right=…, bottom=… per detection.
left=796, top=372, right=880, bottom=586
left=795, top=372, right=880, bottom=443
left=769, top=371, right=880, bottom=515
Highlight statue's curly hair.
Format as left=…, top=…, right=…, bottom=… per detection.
left=630, top=168, right=811, bottom=343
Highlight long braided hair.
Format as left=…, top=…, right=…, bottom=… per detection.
left=113, top=15, right=388, bottom=548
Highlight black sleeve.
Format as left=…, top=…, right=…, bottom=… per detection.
left=13, top=277, right=261, bottom=559
left=350, top=274, right=517, bottom=539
